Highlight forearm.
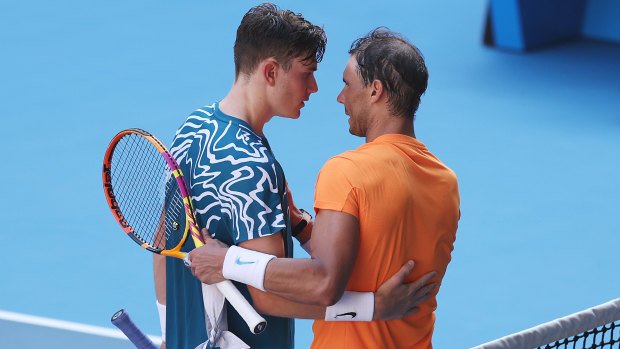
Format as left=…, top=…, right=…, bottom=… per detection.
left=261, top=212, right=357, bottom=306
left=153, top=254, right=166, bottom=345
left=153, top=254, right=166, bottom=304
left=250, top=279, right=376, bottom=323
left=248, top=283, right=374, bottom=322
left=190, top=211, right=362, bottom=314
left=247, top=286, right=326, bottom=319
left=262, top=257, right=343, bottom=307
left=222, top=211, right=357, bottom=306
left=190, top=218, right=438, bottom=323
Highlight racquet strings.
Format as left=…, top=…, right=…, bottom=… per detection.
left=110, top=133, right=186, bottom=251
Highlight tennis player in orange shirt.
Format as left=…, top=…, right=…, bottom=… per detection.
left=189, top=28, right=460, bottom=348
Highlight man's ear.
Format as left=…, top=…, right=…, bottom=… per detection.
left=369, top=79, right=385, bottom=103
left=262, top=58, right=280, bottom=86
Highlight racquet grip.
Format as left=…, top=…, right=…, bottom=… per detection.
left=111, top=309, right=158, bottom=349
left=184, top=254, right=267, bottom=334
left=216, top=280, right=267, bottom=334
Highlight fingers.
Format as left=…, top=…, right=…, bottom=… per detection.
left=407, top=270, right=437, bottom=290
left=200, top=228, right=212, bottom=241
left=401, top=260, right=416, bottom=277
left=406, top=279, right=437, bottom=302
left=187, top=250, right=196, bottom=272
left=187, top=252, right=201, bottom=278
left=416, top=282, right=438, bottom=297
left=402, top=306, right=420, bottom=318
left=394, top=290, right=435, bottom=320
left=403, top=273, right=438, bottom=313
left=392, top=270, right=440, bottom=320
left=386, top=260, right=416, bottom=286
left=410, top=285, right=436, bottom=306
left=187, top=247, right=204, bottom=272
left=401, top=290, right=434, bottom=319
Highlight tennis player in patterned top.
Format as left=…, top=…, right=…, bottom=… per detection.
left=154, top=4, right=438, bottom=349
left=166, top=102, right=293, bottom=349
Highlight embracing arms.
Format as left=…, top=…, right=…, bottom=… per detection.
left=188, top=208, right=437, bottom=321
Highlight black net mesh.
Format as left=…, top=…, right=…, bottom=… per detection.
left=538, top=321, right=620, bottom=349
left=109, top=133, right=185, bottom=251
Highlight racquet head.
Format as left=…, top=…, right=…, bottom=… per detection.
left=104, top=129, right=268, bottom=337
left=103, top=128, right=203, bottom=259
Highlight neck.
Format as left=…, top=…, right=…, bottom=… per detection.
left=219, top=76, right=272, bottom=136
left=365, top=111, right=415, bottom=143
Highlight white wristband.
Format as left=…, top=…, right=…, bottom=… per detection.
left=301, top=239, right=311, bottom=254
left=222, top=245, right=276, bottom=292
left=325, top=291, right=374, bottom=322
left=156, top=300, right=166, bottom=341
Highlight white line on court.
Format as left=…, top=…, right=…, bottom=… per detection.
left=0, top=309, right=162, bottom=345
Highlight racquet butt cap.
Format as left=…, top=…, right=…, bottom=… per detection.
left=111, top=309, right=125, bottom=322
left=254, top=321, right=267, bottom=334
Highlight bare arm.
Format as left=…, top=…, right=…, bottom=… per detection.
left=153, top=254, right=166, bottom=349
left=153, top=210, right=167, bottom=349
left=263, top=209, right=359, bottom=306
left=154, top=254, right=166, bottom=304
left=188, top=209, right=357, bottom=306
left=189, top=231, right=326, bottom=319
left=239, top=232, right=314, bottom=316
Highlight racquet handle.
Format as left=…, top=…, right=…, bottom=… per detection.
left=216, top=280, right=267, bottom=334
left=111, top=309, right=158, bottom=349
left=184, top=255, right=267, bottom=334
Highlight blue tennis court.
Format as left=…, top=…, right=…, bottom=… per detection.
left=1, top=0, right=619, bottom=348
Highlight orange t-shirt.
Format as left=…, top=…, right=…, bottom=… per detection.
left=311, top=134, right=460, bottom=349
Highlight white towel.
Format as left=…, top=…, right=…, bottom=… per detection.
left=194, top=283, right=250, bottom=349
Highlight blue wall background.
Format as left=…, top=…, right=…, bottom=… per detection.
left=489, top=0, right=620, bottom=51
left=583, top=0, right=620, bottom=42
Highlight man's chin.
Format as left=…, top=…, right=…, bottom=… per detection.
left=348, top=127, right=359, bottom=137
left=278, top=110, right=301, bottom=119
left=348, top=125, right=364, bottom=138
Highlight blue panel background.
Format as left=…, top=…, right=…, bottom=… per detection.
left=583, top=0, right=620, bottom=42
left=490, top=0, right=525, bottom=50
left=519, top=0, right=586, bottom=49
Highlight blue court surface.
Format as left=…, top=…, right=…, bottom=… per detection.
left=1, top=0, right=618, bottom=348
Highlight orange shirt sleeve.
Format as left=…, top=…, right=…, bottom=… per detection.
left=313, top=156, right=359, bottom=218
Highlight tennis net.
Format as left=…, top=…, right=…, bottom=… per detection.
left=471, top=298, right=620, bottom=349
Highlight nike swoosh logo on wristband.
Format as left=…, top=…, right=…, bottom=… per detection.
left=236, top=257, right=256, bottom=265
left=335, top=312, right=357, bottom=319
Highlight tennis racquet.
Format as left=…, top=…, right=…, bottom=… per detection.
left=111, top=309, right=158, bottom=349
left=103, top=128, right=267, bottom=334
